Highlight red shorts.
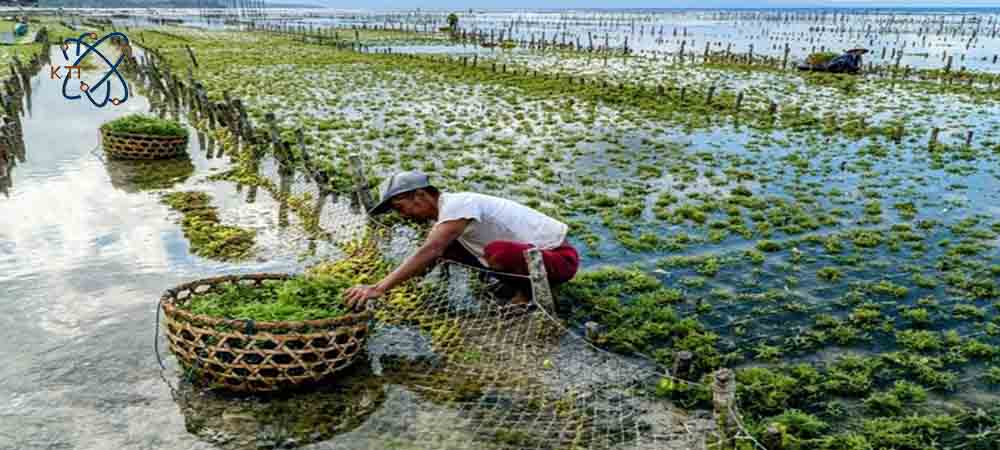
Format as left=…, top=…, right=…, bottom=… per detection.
left=442, top=239, right=580, bottom=285
left=483, top=240, right=579, bottom=285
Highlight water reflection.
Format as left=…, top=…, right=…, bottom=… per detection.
left=0, top=44, right=363, bottom=449
left=0, top=147, right=10, bottom=197
left=168, top=351, right=543, bottom=450
left=0, top=85, right=29, bottom=198
left=23, top=74, right=33, bottom=117
left=172, top=362, right=388, bottom=450
left=278, top=167, right=291, bottom=228
left=104, top=157, right=195, bottom=193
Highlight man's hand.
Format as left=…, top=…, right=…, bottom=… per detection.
left=344, top=285, right=385, bottom=311
left=342, top=219, right=469, bottom=312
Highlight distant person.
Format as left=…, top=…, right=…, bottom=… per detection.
left=824, top=48, right=868, bottom=73
left=344, top=171, right=579, bottom=310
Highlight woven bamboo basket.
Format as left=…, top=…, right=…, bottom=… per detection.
left=101, top=128, right=188, bottom=160
left=161, top=273, right=373, bottom=393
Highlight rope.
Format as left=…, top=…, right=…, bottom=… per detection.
left=438, top=257, right=533, bottom=280
left=154, top=296, right=166, bottom=370
left=729, top=403, right=770, bottom=450
left=153, top=295, right=179, bottom=395
left=89, top=140, right=105, bottom=164
left=520, top=265, right=713, bottom=390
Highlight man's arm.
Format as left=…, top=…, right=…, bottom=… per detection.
left=344, top=219, right=470, bottom=308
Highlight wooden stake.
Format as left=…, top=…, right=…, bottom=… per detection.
left=584, top=321, right=602, bottom=341
left=185, top=45, right=198, bottom=68
left=524, top=247, right=557, bottom=314
left=264, top=111, right=280, bottom=151
left=348, top=154, right=374, bottom=213
left=764, top=424, right=784, bottom=450
left=672, top=351, right=693, bottom=380
left=712, top=369, right=738, bottom=447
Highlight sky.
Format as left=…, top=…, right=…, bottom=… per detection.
left=272, top=0, right=1000, bottom=8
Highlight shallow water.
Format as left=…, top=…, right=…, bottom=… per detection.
left=1, top=45, right=691, bottom=450
left=7, top=18, right=999, bottom=446
left=269, top=8, right=1000, bottom=72
left=0, top=47, right=386, bottom=450
left=81, top=7, right=1000, bottom=73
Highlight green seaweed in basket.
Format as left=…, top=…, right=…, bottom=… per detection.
left=183, top=275, right=351, bottom=322
left=101, top=113, right=188, bottom=138
left=806, top=51, right=840, bottom=66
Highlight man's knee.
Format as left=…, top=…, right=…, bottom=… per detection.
left=483, top=240, right=532, bottom=274
left=545, top=244, right=580, bottom=285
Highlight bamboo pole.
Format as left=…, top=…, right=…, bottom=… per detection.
left=524, top=248, right=557, bottom=314
left=349, top=154, right=375, bottom=212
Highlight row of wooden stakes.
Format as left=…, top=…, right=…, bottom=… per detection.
left=0, top=45, right=46, bottom=198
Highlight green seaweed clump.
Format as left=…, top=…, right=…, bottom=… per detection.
left=765, top=409, right=829, bottom=449
left=102, top=113, right=188, bottom=137
left=560, top=267, right=722, bottom=374
left=860, top=414, right=959, bottom=450
left=162, top=191, right=255, bottom=261
left=805, top=52, right=839, bottom=66
left=182, top=273, right=350, bottom=322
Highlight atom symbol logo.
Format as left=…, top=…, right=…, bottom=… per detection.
left=60, top=32, right=130, bottom=107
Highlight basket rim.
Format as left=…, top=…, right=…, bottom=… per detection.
left=161, top=273, right=374, bottom=331
left=101, top=127, right=189, bottom=142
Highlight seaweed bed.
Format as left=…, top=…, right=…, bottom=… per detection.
left=47, top=17, right=1000, bottom=449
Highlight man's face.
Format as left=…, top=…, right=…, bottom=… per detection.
left=390, top=191, right=435, bottom=220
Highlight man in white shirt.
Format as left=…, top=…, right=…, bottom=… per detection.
left=345, top=171, right=579, bottom=309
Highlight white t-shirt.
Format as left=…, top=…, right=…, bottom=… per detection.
left=436, top=192, right=569, bottom=265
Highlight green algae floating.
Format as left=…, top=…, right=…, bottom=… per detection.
left=101, top=114, right=189, bottom=160
left=161, top=191, right=255, bottom=261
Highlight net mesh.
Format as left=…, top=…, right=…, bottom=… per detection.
left=290, top=224, right=725, bottom=450
left=152, top=91, right=762, bottom=450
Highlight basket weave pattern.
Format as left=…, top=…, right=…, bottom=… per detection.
left=102, top=128, right=188, bottom=160
left=161, top=273, right=372, bottom=392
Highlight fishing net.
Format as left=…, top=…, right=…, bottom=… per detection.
left=255, top=217, right=758, bottom=450
left=149, top=82, right=761, bottom=450
left=171, top=151, right=758, bottom=450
